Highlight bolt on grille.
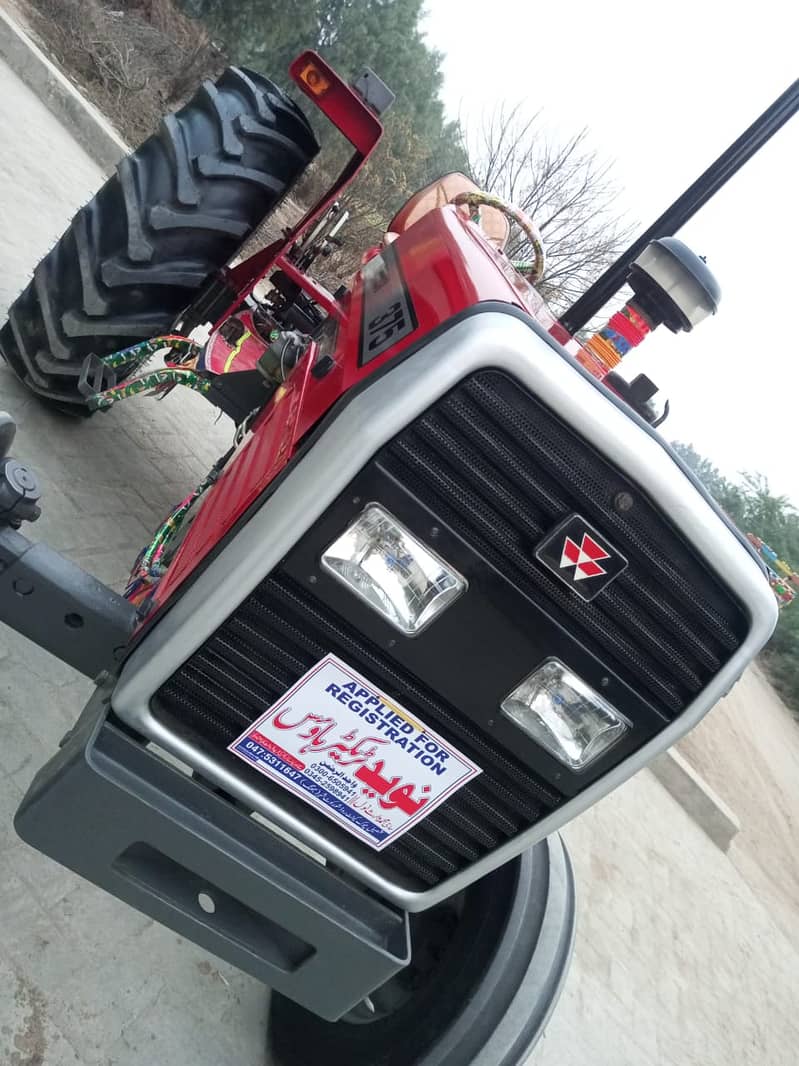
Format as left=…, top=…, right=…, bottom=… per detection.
left=154, top=369, right=746, bottom=889
left=380, top=370, right=746, bottom=718
left=156, top=570, right=562, bottom=887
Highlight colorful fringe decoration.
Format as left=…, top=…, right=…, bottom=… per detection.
left=100, top=334, right=199, bottom=371
left=511, top=259, right=538, bottom=275
left=89, top=367, right=211, bottom=410
left=124, top=469, right=218, bottom=606
left=582, top=302, right=652, bottom=373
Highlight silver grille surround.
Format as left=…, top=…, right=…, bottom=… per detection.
left=111, top=311, right=777, bottom=911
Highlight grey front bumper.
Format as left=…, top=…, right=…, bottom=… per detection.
left=14, top=687, right=410, bottom=1021
left=14, top=686, right=576, bottom=1032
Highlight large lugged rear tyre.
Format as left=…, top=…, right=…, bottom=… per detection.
left=0, top=67, right=318, bottom=407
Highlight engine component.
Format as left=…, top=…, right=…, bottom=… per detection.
left=258, top=330, right=311, bottom=387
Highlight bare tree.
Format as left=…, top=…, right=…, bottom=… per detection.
left=465, top=103, right=635, bottom=312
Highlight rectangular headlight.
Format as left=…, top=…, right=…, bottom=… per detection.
left=501, top=658, right=628, bottom=771
left=321, top=504, right=466, bottom=636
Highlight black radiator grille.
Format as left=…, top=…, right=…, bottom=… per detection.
left=156, top=571, right=562, bottom=887
left=380, top=370, right=746, bottom=719
left=155, top=368, right=747, bottom=888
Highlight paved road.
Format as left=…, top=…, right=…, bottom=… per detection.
left=0, top=55, right=798, bottom=1066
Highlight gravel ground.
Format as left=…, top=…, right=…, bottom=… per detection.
left=0, top=53, right=798, bottom=1066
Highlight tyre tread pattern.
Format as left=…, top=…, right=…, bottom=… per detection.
left=118, top=156, right=155, bottom=262
left=160, top=114, right=200, bottom=207
left=0, top=67, right=318, bottom=403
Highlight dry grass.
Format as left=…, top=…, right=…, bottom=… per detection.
left=20, top=0, right=227, bottom=143
left=18, top=0, right=355, bottom=277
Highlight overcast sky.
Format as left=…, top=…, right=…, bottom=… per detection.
left=423, top=0, right=798, bottom=503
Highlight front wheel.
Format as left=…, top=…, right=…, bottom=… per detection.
left=0, top=66, right=317, bottom=408
left=268, top=835, right=575, bottom=1066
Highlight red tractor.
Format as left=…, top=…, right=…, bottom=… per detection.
left=0, top=52, right=793, bottom=1064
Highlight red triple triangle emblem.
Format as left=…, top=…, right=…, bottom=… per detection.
left=560, top=533, right=611, bottom=581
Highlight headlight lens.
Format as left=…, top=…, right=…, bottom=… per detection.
left=501, top=658, right=628, bottom=771
left=321, top=504, right=466, bottom=635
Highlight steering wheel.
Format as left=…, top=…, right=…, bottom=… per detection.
left=451, top=190, right=546, bottom=285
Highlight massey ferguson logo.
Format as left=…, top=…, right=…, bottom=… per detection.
left=560, top=533, right=610, bottom=581
left=536, top=515, right=627, bottom=601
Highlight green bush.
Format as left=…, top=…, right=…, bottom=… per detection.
left=673, top=442, right=799, bottom=716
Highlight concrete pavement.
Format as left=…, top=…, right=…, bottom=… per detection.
left=1, top=53, right=798, bottom=1066
left=530, top=772, right=799, bottom=1066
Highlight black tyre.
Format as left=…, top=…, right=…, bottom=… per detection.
left=269, top=837, right=576, bottom=1066
left=0, top=67, right=317, bottom=406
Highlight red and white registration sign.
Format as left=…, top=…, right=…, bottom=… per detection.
left=229, top=654, right=481, bottom=850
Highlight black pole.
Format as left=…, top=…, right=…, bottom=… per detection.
left=559, top=78, right=799, bottom=335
